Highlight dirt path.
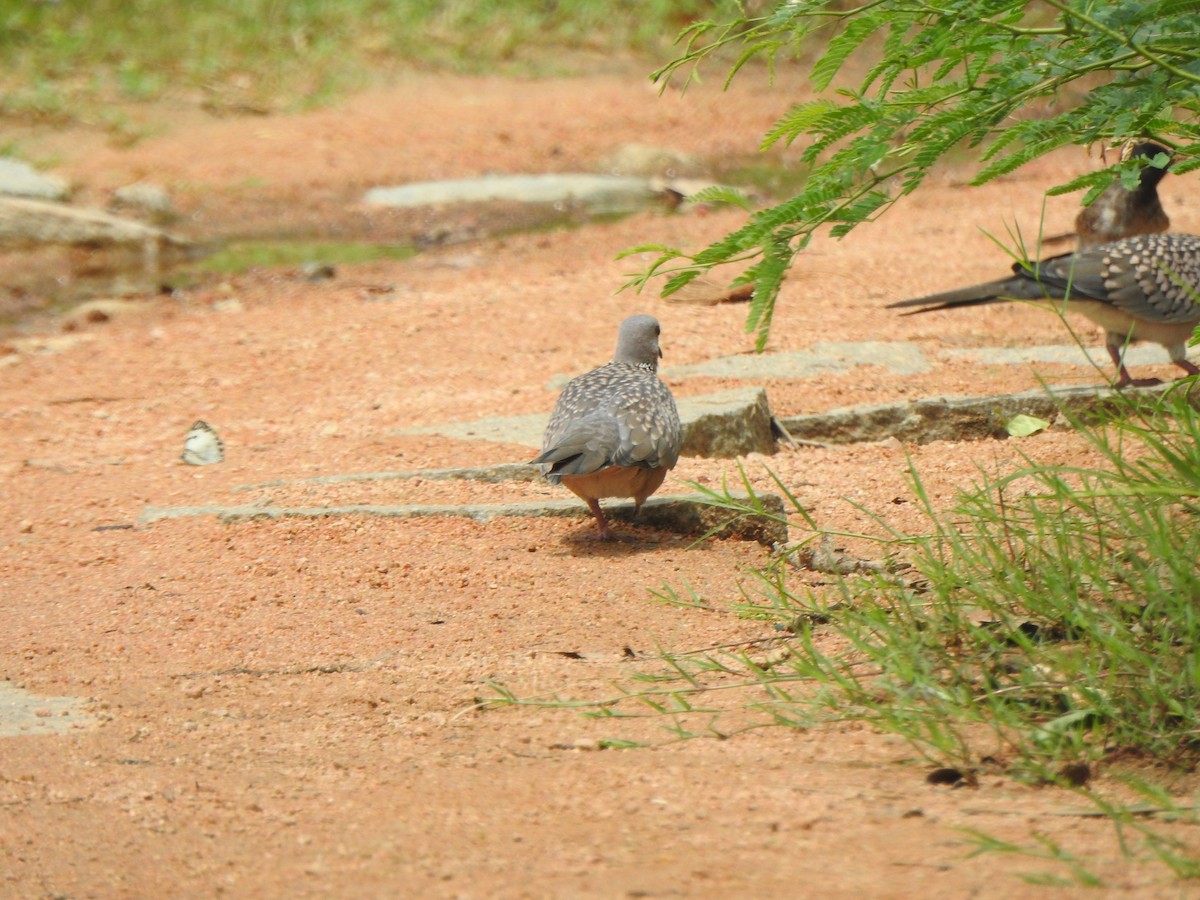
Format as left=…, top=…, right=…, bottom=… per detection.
left=2, top=68, right=1197, bottom=897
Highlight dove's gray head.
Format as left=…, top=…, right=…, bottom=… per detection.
left=612, top=314, right=663, bottom=369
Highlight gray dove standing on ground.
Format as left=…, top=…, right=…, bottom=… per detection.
left=532, top=314, right=682, bottom=540
left=888, top=232, right=1200, bottom=388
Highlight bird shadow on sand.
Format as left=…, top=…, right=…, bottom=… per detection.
left=552, top=526, right=687, bottom=556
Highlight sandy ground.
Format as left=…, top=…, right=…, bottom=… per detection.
left=2, top=67, right=1199, bottom=897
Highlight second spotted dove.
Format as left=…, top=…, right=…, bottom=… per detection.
left=889, top=232, right=1200, bottom=388
left=1073, top=141, right=1172, bottom=248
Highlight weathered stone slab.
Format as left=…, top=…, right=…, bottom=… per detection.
left=0, top=196, right=186, bottom=248
left=364, top=174, right=659, bottom=214
left=942, top=343, right=1178, bottom=368
left=677, top=387, right=775, bottom=458
left=396, top=387, right=782, bottom=457
left=0, top=681, right=97, bottom=738
left=233, top=463, right=542, bottom=493
left=111, top=181, right=175, bottom=217
left=138, top=492, right=787, bottom=544
left=397, top=413, right=546, bottom=448
left=0, top=195, right=192, bottom=277
left=779, top=382, right=1181, bottom=445
left=0, top=158, right=69, bottom=200
left=663, top=342, right=932, bottom=380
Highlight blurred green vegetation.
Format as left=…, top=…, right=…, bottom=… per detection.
left=0, top=0, right=741, bottom=121
left=194, top=239, right=417, bottom=273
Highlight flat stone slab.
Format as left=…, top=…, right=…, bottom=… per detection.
left=661, top=341, right=1184, bottom=381
left=664, top=341, right=932, bottom=379
left=0, top=196, right=188, bottom=249
left=397, top=386, right=780, bottom=457
left=364, top=174, right=659, bottom=214
left=0, top=157, right=69, bottom=200
left=0, top=681, right=97, bottom=738
left=779, top=381, right=1181, bottom=445
left=233, top=463, right=542, bottom=493
left=392, top=344, right=1184, bottom=453
left=139, top=492, right=787, bottom=545
left=943, top=342, right=1180, bottom=369
left=112, top=181, right=174, bottom=215
left=400, top=412, right=547, bottom=448
left=678, top=387, right=775, bottom=457
left=662, top=341, right=1190, bottom=380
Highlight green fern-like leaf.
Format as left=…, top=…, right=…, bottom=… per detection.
left=683, top=184, right=754, bottom=212
left=723, top=39, right=785, bottom=89
left=744, top=234, right=798, bottom=351
left=801, top=102, right=887, bottom=160
left=1043, top=169, right=1111, bottom=198
left=811, top=16, right=885, bottom=91
left=828, top=190, right=893, bottom=237
left=761, top=99, right=840, bottom=151
left=1170, top=155, right=1200, bottom=176
left=972, top=133, right=1074, bottom=185
left=661, top=268, right=704, bottom=297
left=615, top=243, right=683, bottom=260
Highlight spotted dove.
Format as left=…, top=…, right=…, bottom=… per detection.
left=1073, top=141, right=1172, bottom=248
left=888, top=232, right=1200, bottom=388
left=532, top=314, right=682, bottom=540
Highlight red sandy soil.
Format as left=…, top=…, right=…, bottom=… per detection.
left=2, top=67, right=1197, bottom=897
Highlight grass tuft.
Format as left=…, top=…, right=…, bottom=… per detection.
left=488, top=386, right=1200, bottom=878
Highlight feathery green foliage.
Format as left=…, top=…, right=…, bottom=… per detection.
left=630, top=1, right=1200, bottom=349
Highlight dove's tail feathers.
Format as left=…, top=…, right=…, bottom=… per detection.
left=887, top=275, right=1056, bottom=314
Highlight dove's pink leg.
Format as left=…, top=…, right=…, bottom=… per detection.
left=585, top=499, right=615, bottom=541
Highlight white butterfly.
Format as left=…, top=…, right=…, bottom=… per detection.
left=181, top=420, right=224, bottom=466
